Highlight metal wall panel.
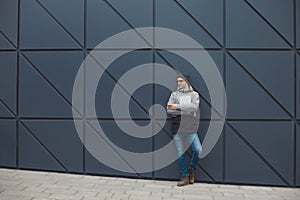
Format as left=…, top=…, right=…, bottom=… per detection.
left=297, top=122, right=300, bottom=186
left=226, top=122, right=294, bottom=186
left=0, top=52, right=17, bottom=117
left=0, top=120, right=16, bottom=167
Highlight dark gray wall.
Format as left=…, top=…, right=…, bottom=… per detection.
left=0, top=0, right=300, bottom=187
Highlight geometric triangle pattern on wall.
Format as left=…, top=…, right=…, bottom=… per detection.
left=247, top=0, right=294, bottom=46
left=228, top=121, right=294, bottom=185
left=156, top=0, right=221, bottom=48
left=23, top=51, right=84, bottom=107
left=86, top=0, right=133, bottom=48
left=0, top=0, right=299, bottom=187
left=107, top=0, right=153, bottom=28
left=19, top=56, right=74, bottom=117
left=226, top=53, right=291, bottom=119
left=38, top=0, right=84, bottom=46
left=0, top=34, right=15, bottom=49
left=225, top=123, right=291, bottom=186
left=21, top=120, right=83, bottom=173
left=0, top=120, right=16, bottom=167
left=177, top=0, right=223, bottom=45
left=0, top=52, right=17, bottom=116
left=84, top=120, right=141, bottom=178
left=229, top=51, right=294, bottom=116
left=226, top=0, right=290, bottom=48
left=19, top=122, right=65, bottom=171
left=0, top=104, right=14, bottom=118
left=20, top=0, right=81, bottom=49
left=0, top=0, right=18, bottom=47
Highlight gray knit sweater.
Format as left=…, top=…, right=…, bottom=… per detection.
left=167, top=86, right=200, bottom=134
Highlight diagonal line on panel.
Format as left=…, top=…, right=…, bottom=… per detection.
left=87, top=52, right=151, bottom=118
left=174, top=0, right=223, bottom=48
left=227, top=122, right=291, bottom=186
left=89, top=52, right=186, bottom=149
left=195, top=156, right=217, bottom=182
left=244, top=0, right=293, bottom=48
left=20, top=53, right=83, bottom=118
left=0, top=30, right=17, bottom=49
left=0, top=98, right=16, bottom=117
left=155, top=50, right=225, bottom=119
left=19, top=121, right=69, bottom=172
left=228, top=52, right=294, bottom=118
left=35, top=0, right=84, bottom=48
left=85, top=120, right=142, bottom=178
left=103, top=0, right=153, bottom=48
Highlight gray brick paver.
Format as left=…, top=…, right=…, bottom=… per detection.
left=150, top=191, right=172, bottom=198
left=222, top=192, right=244, bottom=198
left=44, top=188, right=78, bottom=196
left=240, top=185, right=275, bottom=191
left=71, top=185, right=109, bottom=193
left=126, top=190, right=151, bottom=195
left=213, top=197, right=242, bottom=200
left=173, top=193, right=214, bottom=200
left=0, top=194, right=33, bottom=200
left=49, top=193, right=82, bottom=200
left=39, top=183, right=72, bottom=190
left=95, top=192, right=114, bottom=198
left=1, top=190, right=50, bottom=199
left=111, top=193, right=131, bottom=199
left=135, top=188, right=163, bottom=194
left=162, top=198, right=183, bottom=200
left=163, top=188, right=184, bottom=194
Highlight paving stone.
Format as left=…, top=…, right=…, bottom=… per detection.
left=111, top=193, right=131, bottom=199
left=44, top=188, right=78, bottom=195
left=240, top=185, right=274, bottom=191
left=162, top=198, right=183, bottom=200
left=150, top=191, right=172, bottom=198
left=95, top=192, right=114, bottom=199
left=49, top=193, right=82, bottom=200
left=172, top=193, right=214, bottom=200
left=1, top=190, right=50, bottom=199
left=163, top=188, right=184, bottom=194
left=213, top=197, right=243, bottom=200
left=0, top=194, right=33, bottom=200
left=222, top=192, right=244, bottom=198
left=243, top=193, right=274, bottom=199
left=39, top=183, right=72, bottom=190
left=126, top=190, right=151, bottom=196
left=129, top=195, right=156, bottom=200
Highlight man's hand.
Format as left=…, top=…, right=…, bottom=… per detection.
left=167, top=103, right=177, bottom=110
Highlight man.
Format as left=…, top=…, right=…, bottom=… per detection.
left=167, top=72, right=202, bottom=187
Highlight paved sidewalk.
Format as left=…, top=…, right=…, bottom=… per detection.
left=0, top=168, right=299, bottom=200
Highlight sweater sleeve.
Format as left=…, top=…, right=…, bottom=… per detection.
left=176, top=92, right=199, bottom=112
left=167, top=92, right=181, bottom=115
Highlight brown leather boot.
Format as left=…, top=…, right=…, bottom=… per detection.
left=188, top=168, right=195, bottom=184
left=177, top=175, right=189, bottom=187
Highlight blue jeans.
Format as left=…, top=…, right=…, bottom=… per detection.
left=173, top=133, right=202, bottom=177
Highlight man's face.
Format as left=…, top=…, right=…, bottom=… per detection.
left=177, top=78, right=188, bottom=89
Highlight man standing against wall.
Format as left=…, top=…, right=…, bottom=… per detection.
left=167, top=72, right=202, bottom=187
